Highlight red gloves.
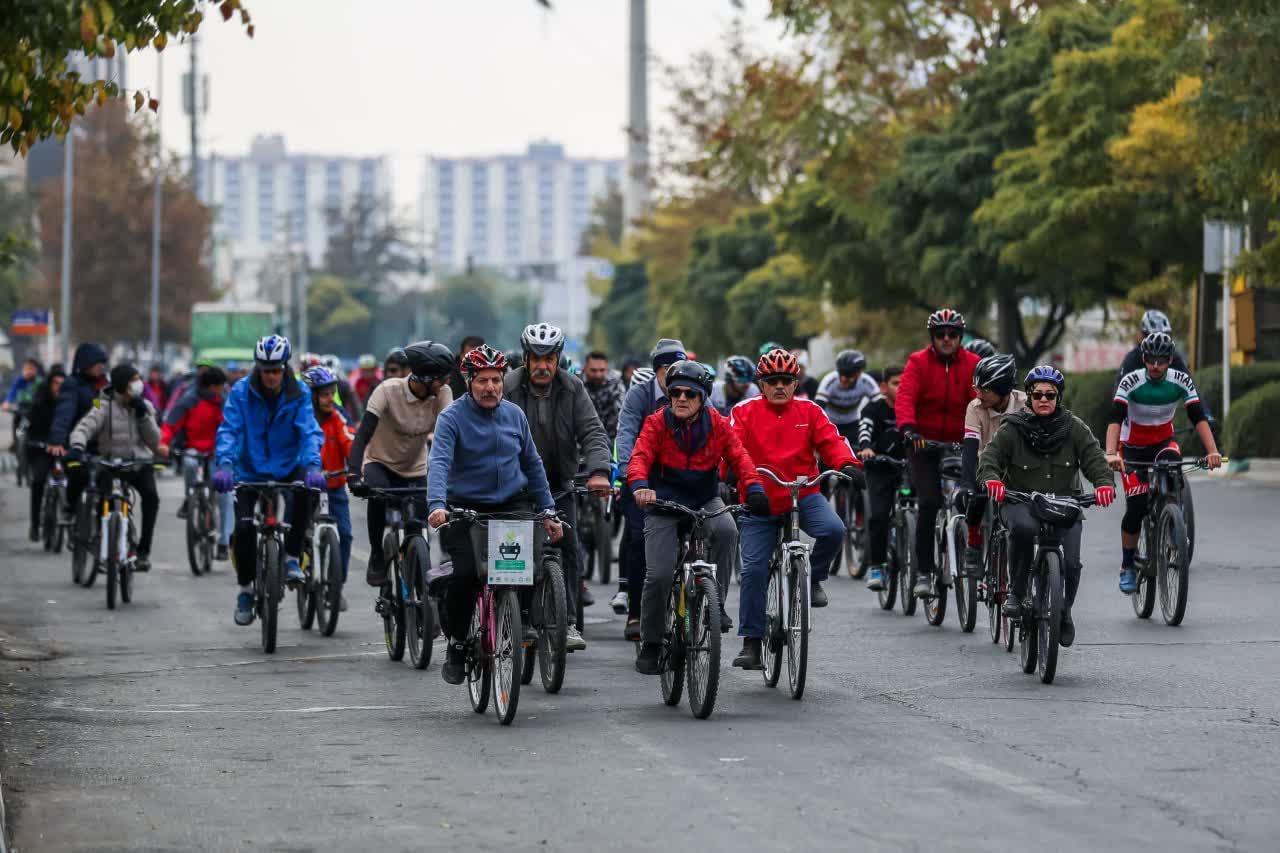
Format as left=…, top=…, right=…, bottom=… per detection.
left=1095, top=485, right=1115, bottom=508
left=985, top=480, right=1005, bottom=503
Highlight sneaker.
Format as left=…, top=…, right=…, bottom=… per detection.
left=635, top=642, right=661, bottom=675
left=339, top=594, right=348, bottom=612
left=133, top=556, right=151, bottom=573
left=1059, top=608, right=1075, bottom=647
left=962, top=546, right=984, bottom=579
left=284, top=557, right=304, bottom=584
left=28, top=524, right=39, bottom=543
left=732, top=638, right=763, bottom=670
left=610, top=589, right=629, bottom=615
left=912, top=573, right=936, bottom=599
left=176, top=498, right=189, bottom=520
left=811, top=581, right=829, bottom=608
left=579, top=583, right=595, bottom=607
left=215, top=544, right=229, bottom=561
left=234, top=591, right=255, bottom=626
left=1118, top=567, right=1137, bottom=595
left=1001, top=596, right=1022, bottom=619
left=566, top=626, right=587, bottom=652
left=624, top=618, right=641, bottom=642
left=442, top=643, right=466, bottom=684
left=366, top=551, right=387, bottom=587
left=865, top=566, right=885, bottom=592
left=719, top=608, right=733, bottom=634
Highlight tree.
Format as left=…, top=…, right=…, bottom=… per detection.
left=322, top=194, right=415, bottom=297
left=589, top=260, right=653, bottom=358
left=305, top=274, right=371, bottom=356
left=36, top=102, right=215, bottom=345
left=726, top=253, right=817, bottom=353
left=2, top=0, right=253, bottom=154
left=422, top=269, right=533, bottom=352
left=577, top=181, right=623, bottom=257
left=0, top=182, right=38, bottom=323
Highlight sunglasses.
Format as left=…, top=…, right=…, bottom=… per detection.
left=761, top=376, right=797, bottom=387
left=1144, top=358, right=1170, bottom=368
left=932, top=329, right=961, bottom=340
left=1030, top=391, right=1058, bottom=401
left=669, top=388, right=702, bottom=401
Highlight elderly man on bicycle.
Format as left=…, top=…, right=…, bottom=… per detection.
left=627, top=360, right=768, bottom=675
left=728, top=348, right=864, bottom=670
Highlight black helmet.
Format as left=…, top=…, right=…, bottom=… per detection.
left=835, top=350, right=867, bottom=374
left=404, top=340, right=455, bottom=382
left=973, top=354, right=1017, bottom=397
left=1140, top=309, right=1172, bottom=335
left=384, top=347, right=409, bottom=368
left=664, top=359, right=713, bottom=397
left=1140, top=332, right=1175, bottom=361
left=966, top=339, right=997, bottom=359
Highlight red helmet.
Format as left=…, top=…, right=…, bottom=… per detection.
left=756, top=348, right=800, bottom=379
left=462, top=344, right=508, bottom=377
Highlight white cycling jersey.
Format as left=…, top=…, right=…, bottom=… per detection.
left=814, top=371, right=879, bottom=426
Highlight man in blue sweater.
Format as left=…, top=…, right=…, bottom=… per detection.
left=427, top=345, right=564, bottom=685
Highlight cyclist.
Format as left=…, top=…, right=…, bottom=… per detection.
left=1116, top=310, right=1188, bottom=380
left=815, top=349, right=879, bottom=449
left=614, top=338, right=687, bottom=636
left=729, top=349, right=863, bottom=669
left=448, top=335, right=486, bottom=399
left=582, top=350, right=625, bottom=442
left=4, top=357, right=42, bottom=449
left=628, top=360, right=767, bottom=674
left=979, top=365, right=1115, bottom=646
left=857, top=366, right=904, bottom=591
left=710, top=355, right=759, bottom=416
left=313, top=354, right=361, bottom=422
left=213, top=335, right=325, bottom=627
left=620, top=358, right=640, bottom=387
left=304, top=366, right=354, bottom=609
left=426, top=345, right=563, bottom=685
left=353, top=355, right=381, bottom=406
left=1106, top=332, right=1221, bottom=594
left=141, top=365, right=170, bottom=420
left=347, top=341, right=454, bottom=585
left=48, top=343, right=109, bottom=522
left=160, top=367, right=233, bottom=561
left=505, top=324, right=612, bottom=652
left=22, top=364, right=66, bottom=541
left=896, top=309, right=980, bottom=599
left=965, top=339, right=997, bottom=359
left=68, top=364, right=164, bottom=573
left=959, top=354, right=1026, bottom=577
left=792, top=349, right=819, bottom=400
left=383, top=348, right=409, bottom=381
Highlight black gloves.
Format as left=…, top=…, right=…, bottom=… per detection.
left=953, top=488, right=972, bottom=513
left=347, top=471, right=366, bottom=497
left=902, top=428, right=926, bottom=453
left=840, top=464, right=866, bottom=490
left=131, top=397, right=149, bottom=419
left=746, top=489, right=772, bottom=517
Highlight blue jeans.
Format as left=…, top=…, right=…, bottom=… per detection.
left=737, top=493, right=844, bottom=639
left=327, top=486, right=353, bottom=582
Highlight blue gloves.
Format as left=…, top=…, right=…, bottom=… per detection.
left=304, top=468, right=326, bottom=491
left=212, top=468, right=235, bottom=493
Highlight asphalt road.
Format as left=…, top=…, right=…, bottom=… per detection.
left=0, top=468, right=1277, bottom=852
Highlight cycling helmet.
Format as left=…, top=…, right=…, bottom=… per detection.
left=254, top=334, right=291, bottom=367
left=701, top=362, right=717, bottom=380
left=723, top=355, right=756, bottom=385
left=522, top=323, right=566, bottom=358
left=404, top=340, right=455, bottom=382
left=757, top=348, right=801, bottom=379
left=321, top=354, right=341, bottom=371
left=758, top=340, right=786, bottom=358
left=357, top=353, right=378, bottom=369
left=384, top=347, right=409, bottom=369
left=1023, top=364, right=1065, bottom=393
left=303, top=366, right=338, bottom=390
left=1140, top=309, right=1172, bottom=335
left=299, top=352, right=324, bottom=370
left=665, top=360, right=713, bottom=397
left=1140, top=331, right=1176, bottom=361
left=927, top=308, right=965, bottom=331
left=631, top=366, right=655, bottom=387
left=973, top=354, right=1017, bottom=397
left=462, top=344, right=508, bottom=377
left=965, top=338, right=997, bottom=359
left=835, top=349, right=867, bottom=374
left=560, top=354, right=576, bottom=372
left=505, top=349, right=525, bottom=369
left=650, top=338, right=687, bottom=369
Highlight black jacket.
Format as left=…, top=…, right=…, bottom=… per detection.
left=857, top=395, right=902, bottom=459
left=24, top=379, right=61, bottom=443
left=503, top=367, right=612, bottom=491
left=50, top=343, right=108, bottom=447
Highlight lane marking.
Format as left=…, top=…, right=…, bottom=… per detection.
left=57, top=704, right=414, bottom=715
left=935, top=755, right=1084, bottom=807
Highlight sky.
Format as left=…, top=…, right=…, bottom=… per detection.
left=126, top=0, right=784, bottom=211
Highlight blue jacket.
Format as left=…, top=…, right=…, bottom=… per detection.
left=427, top=394, right=554, bottom=513
left=50, top=342, right=109, bottom=447
left=216, top=369, right=322, bottom=481
left=616, top=377, right=667, bottom=473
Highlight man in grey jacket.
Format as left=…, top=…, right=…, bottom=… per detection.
left=505, top=323, right=612, bottom=651
left=69, top=364, right=165, bottom=572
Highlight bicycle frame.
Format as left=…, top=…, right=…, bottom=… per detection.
left=95, top=460, right=146, bottom=567
left=755, top=467, right=849, bottom=619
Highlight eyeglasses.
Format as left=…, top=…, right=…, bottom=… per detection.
left=1030, top=391, right=1058, bottom=401
left=668, top=388, right=702, bottom=401
left=761, top=376, right=797, bottom=387
left=932, top=329, right=961, bottom=340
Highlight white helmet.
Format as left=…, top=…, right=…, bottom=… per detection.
left=631, top=366, right=655, bottom=388
left=521, top=323, right=565, bottom=358
left=1140, top=309, right=1172, bottom=335
left=321, top=354, right=341, bottom=371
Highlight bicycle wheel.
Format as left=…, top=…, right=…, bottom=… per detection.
left=1181, top=478, right=1196, bottom=565
left=685, top=574, right=721, bottom=719
left=845, top=487, right=869, bottom=579
left=898, top=512, right=917, bottom=616
left=829, top=490, right=845, bottom=577
left=1157, top=503, right=1189, bottom=626
left=659, top=580, right=685, bottom=707
left=296, top=542, right=317, bottom=630
left=492, top=589, right=522, bottom=725
left=71, top=500, right=91, bottom=586
left=466, top=606, right=491, bottom=714
left=925, top=520, right=948, bottom=625
left=105, top=516, right=119, bottom=611
left=1132, top=521, right=1156, bottom=619
left=595, top=505, right=612, bottom=585
left=785, top=556, right=809, bottom=701
left=988, top=532, right=1005, bottom=645
left=382, top=535, right=406, bottom=661
left=260, top=537, right=281, bottom=654
left=1037, top=551, right=1063, bottom=684
left=316, top=527, right=342, bottom=637
left=42, top=488, right=59, bottom=553
left=1019, top=570, right=1039, bottom=674
left=878, top=529, right=898, bottom=611
left=537, top=556, right=568, bottom=694
left=954, top=521, right=977, bottom=633
left=762, top=559, right=784, bottom=687
left=405, top=538, right=434, bottom=669
left=186, top=498, right=205, bottom=576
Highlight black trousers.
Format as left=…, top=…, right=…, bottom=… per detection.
left=866, top=467, right=900, bottom=566
left=95, top=466, right=159, bottom=557
left=1003, top=503, right=1082, bottom=607
left=363, top=462, right=427, bottom=557
left=907, top=448, right=944, bottom=575
left=231, top=467, right=311, bottom=587
left=27, top=448, right=54, bottom=528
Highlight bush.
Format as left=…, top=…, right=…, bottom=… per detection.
left=1063, top=369, right=1117, bottom=443
left=1223, top=382, right=1280, bottom=458
left=1175, top=362, right=1280, bottom=454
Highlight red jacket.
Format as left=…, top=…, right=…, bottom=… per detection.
left=729, top=396, right=859, bottom=515
left=317, top=408, right=354, bottom=489
left=895, top=346, right=979, bottom=442
left=160, top=393, right=223, bottom=453
left=628, top=406, right=763, bottom=509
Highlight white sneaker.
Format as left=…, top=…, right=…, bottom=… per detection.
left=610, top=590, right=629, bottom=615
left=566, top=626, right=587, bottom=652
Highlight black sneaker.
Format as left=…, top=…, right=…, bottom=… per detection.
left=1059, top=608, right=1075, bottom=648
left=176, top=498, right=189, bottom=520
left=811, top=581, right=829, bottom=608
left=962, top=546, right=983, bottom=578
left=441, top=643, right=466, bottom=684
left=732, top=638, right=763, bottom=670
left=215, top=544, right=229, bottom=561
left=366, top=551, right=387, bottom=587
left=635, top=642, right=661, bottom=674
left=133, top=556, right=151, bottom=573
left=28, top=524, right=39, bottom=543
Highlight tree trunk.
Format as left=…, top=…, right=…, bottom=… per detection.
left=997, top=288, right=1021, bottom=357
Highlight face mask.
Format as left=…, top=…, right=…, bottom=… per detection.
left=128, top=379, right=144, bottom=398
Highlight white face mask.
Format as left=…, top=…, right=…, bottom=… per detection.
left=128, top=379, right=144, bottom=398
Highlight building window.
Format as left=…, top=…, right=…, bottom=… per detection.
left=257, top=163, right=276, bottom=244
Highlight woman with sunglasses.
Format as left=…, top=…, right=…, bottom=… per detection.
left=895, top=309, right=981, bottom=599
left=978, top=365, right=1116, bottom=647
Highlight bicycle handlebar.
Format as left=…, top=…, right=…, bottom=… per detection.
left=863, top=454, right=907, bottom=469
left=645, top=499, right=744, bottom=521
left=755, top=466, right=850, bottom=492
left=1122, top=456, right=1227, bottom=470
left=235, top=480, right=319, bottom=492
left=1001, top=489, right=1098, bottom=509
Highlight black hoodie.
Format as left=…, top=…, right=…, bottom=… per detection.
left=49, top=342, right=108, bottom=447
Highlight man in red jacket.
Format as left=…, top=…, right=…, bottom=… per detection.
left=728, top=348, right=866, bottom=669
left=628, top=360, right=769, bottom=675
left=895, top=308, right=980, bottom=598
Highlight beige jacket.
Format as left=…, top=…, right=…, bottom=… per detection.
left=69, top=390, right=161, bottom=461
left=963, top=389, right=1027, bottom=451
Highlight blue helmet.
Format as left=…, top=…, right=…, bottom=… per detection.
left=724, top=355, right=755, bottom=385
left=303, top=366, right=338, bottom=390
left=1024, top=364, right=1064, bottom=393
left=255, top=334, right=291, bottom=367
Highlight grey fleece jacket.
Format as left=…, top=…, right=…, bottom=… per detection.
left=69, top=390, right=162, bottom=461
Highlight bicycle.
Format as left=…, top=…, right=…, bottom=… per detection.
left=68, top=456, right=102, bottom=587
left=183, top=451, right=219, bottom=576
left=756, top=467, right=850, bottom=700
left=1123, top=453, right=1221, bottom=626
left=909, top=441, right=965, bottom=628
left=577, top=473, right=615, bottom=586
left=646, top=498, right=740, bottom=719
left=28, top=441, right=69, bottom=554
left=356, top=487, right=436, bottom=669
left=830, top=470, right=869, bottom=579
left=979, top=500, right=1013, bottom=649
left=237, top=481, right=316, bottom=654
left=90, top=458, right=152, bottom=611
left=296, top=473, right=346, bottom=638
left=519, top=517, right=571, bottom=693
left=14, top=417, right=29, bottom=487
left=1002, top=489, right=1096, bottom=685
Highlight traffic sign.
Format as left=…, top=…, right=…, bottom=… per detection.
left=10, top=309, right=50, bottom=336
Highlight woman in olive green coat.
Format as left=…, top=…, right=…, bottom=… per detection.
left=977, top=365, right=1116, bottom=647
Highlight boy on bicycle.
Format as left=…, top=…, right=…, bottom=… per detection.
left=304, top=366, right=355, bottom=609
left=858, top=366, right=904, bottom=592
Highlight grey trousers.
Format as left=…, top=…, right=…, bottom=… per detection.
left=640, top=497, right=738, bottom=644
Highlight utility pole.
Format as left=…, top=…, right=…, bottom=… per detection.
left=149, top=53, right=164, bottom=362
left=623, top=0, right=650, bottom=233
left=188, top=32, right=199, bottom=186
left=59, top=130, right=74, bottom=365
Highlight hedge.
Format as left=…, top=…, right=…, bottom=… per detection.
left=1224, top=382, right=1280, bottom=458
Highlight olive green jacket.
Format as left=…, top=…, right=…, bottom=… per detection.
left=977, top=414, right=1113, bottom=496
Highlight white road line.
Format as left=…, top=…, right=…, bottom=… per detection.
left=935, top=755, right=1084, bottom=807
left=62, top=704, right=413, bottom=715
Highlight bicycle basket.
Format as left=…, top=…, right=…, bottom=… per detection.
left=1030, top=493, right=1081, bottom=528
